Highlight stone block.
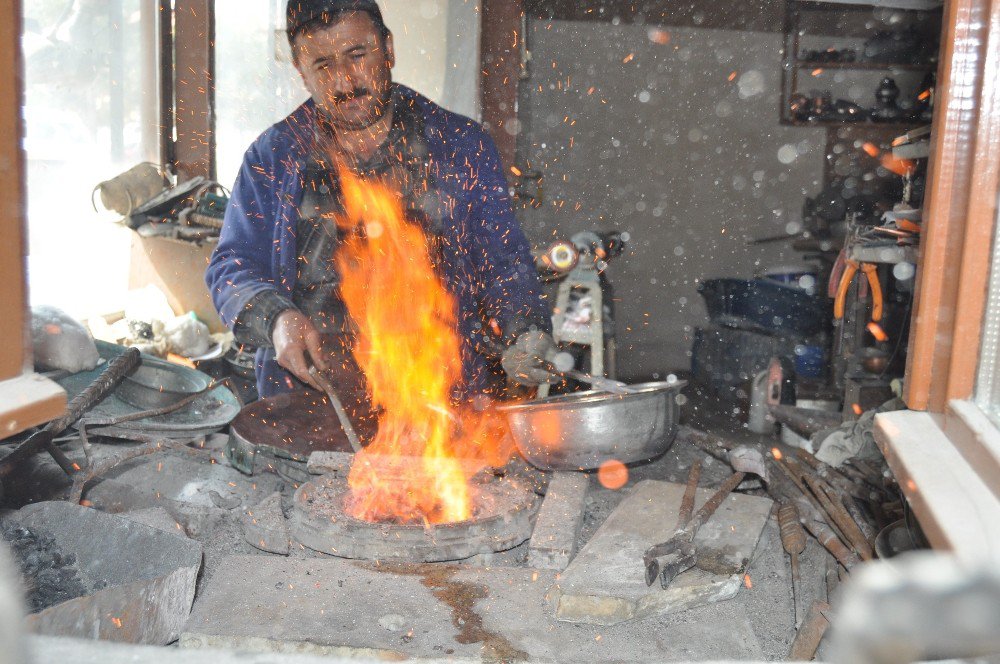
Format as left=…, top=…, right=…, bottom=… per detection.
left=121, top=508, right=187, bottom=538
left=8, top=502, right=202, bottom=645
left=240, top=492, right=289, bottom=556
left=554, top=479, right=772, bottom=625
left=528, top=471, right=589, bottom=570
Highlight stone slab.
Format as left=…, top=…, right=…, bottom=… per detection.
left=181, top=554, right=765, bottom=662
left=528, top=472, right=589, bottom=570
left=8, top=502, right=202, bottom=645
left=85, top=453, right=284, bottom=514
left=241, top=492, right=290, bottom=555
left=555, top=479, right=772, bottom=625
left=121, top=507, right=187, bottom=538
left=306, top=451, right=354, bottom=476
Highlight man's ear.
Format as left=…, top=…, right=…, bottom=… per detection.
left=385, top=32, right=395, bottom=69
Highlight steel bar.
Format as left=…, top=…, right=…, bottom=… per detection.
left=788, top=600, right=832, bottom=661
left=309, top=367, right=362, bottom=453
left=677, top=459, right=702, bottom=529
left=778, top=502, right=807, bottom=628
left=0, top=348, right=140, bottom=478
left=805, top=475, right=873, bottom=560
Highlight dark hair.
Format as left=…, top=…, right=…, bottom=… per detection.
left=287, top=0, right=392, bottom=50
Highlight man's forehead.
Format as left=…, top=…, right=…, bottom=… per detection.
left=293, top=12, right=382, bottom=54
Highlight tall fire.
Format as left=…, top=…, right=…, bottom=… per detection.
left=335, top=169, right=512, bottom=526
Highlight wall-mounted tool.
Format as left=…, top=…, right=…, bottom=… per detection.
left=834, top=259, right=884, bottom=323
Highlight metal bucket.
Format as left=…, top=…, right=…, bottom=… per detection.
left=496, top=381, right=686, bottom=471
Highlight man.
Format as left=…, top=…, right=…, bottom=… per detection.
left=206, top=0, right=559, bottom=415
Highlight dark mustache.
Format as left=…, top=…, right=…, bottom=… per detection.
left=331, top=88, right=371, bottom=104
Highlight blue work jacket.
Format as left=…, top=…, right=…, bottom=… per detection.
left=205, top=86, right=548, bottom=399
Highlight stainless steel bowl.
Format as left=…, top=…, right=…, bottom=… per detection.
left=117, top=358, right=211, bottom=409
left=496, top=381, right=687, bottom=471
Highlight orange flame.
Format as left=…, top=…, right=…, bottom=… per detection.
left=335, top=170, right=511, bottom=525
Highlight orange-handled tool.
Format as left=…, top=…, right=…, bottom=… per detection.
left=834, top=260, right=883, bottom=322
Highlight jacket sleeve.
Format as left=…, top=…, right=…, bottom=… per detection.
left=205, top=142, right=287, bottom=329
left=464, top=130, right=551, bottom=340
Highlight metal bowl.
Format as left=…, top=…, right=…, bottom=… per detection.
left=117, top=358, right=211, bottom=409
left=496, top=381, right=687, bottom=471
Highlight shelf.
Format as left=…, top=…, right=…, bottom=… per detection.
left=893, top=140, right=931, bottom=159
left=849, top=243, right=918, bottom=264
left=793, top=60, right=936, bottom=71
left=780, top=118, right=922, bottom=128
left=794, top=0, right=942, bottom=9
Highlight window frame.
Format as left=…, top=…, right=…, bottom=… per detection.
left=875, top=0, right=1000, bottom=556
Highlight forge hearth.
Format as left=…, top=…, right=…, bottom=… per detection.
left=290, top=475, right=540, bottom=562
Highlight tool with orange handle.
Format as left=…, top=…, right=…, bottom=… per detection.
left=834, top=260, right=883, bottom=322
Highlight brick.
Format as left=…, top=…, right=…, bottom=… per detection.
left=528, top=472, right=589, bottom=570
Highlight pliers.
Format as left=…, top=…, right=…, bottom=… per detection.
left=834, top=259, right=883, bottom=322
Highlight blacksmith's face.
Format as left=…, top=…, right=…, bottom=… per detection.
left=292, top=12, right=394, bottom=131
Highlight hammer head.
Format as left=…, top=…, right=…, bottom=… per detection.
left=728, top=446, right=769, bottom=483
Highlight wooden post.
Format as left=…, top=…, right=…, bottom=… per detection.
left=0, top=0, right=66, bottom=439
left=905, top=0, right=994, bottom=411
left=480, top=0, right=524, bottom=168
left=173, top=0, right=216, bottom=180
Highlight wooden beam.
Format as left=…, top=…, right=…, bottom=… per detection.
left=0, top=0, right=27, bottom=381
left=524, top=0, right=784, bottom=32
left=481, top=0, right=524, bottom=168
left=174, top=0, right=216, bottom=180
left=0, top=0, right=66, bottom=438
left=905, top=0, right=992, bottom=411
left=945, top=0, right=1000, bottom=402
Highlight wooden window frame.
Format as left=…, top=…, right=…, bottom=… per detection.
left=876, top=0, right=1000, bottom=557
left=0, top=0, right=67, bottom=440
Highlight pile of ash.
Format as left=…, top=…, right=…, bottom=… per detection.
left=0, top=521, right=88, bottom=612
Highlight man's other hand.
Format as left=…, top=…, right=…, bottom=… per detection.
left=501, top=331, right=560, bottom=386
left=273, top=309, right=326, bottom=389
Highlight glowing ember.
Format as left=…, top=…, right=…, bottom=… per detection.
left=598, top=459, right=629, bottom=490
left=335, top=170, right=512, bottom=525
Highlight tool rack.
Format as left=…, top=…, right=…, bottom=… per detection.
left=832, top=125, right=929, bottom=419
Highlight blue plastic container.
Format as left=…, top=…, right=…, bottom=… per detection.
left=698, top=278, right=828, bottom=338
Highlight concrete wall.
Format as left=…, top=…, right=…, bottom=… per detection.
left=519, top=20, right=828, bottom=380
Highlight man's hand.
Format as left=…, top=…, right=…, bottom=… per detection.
left=501, top=331, right=562, bottom=386
left=273, top=309, right=326, bottom=389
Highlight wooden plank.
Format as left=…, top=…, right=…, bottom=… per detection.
left=0, top=0, right=26, bottom=381
left=874, top=409, right=1000, bottom=561
left=945, top=0, right=1000, bottom=402
left=0, top=374, right=66, bottom=441
left=905, top=0, right=992, bottom=411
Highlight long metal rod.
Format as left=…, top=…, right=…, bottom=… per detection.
left=309, top=367, right=362, bottom=453
left=0, top=348, right=141, bottom=477
left=677, top=459, right=703, bottom=530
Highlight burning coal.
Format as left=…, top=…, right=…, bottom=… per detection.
left=335, top=170, right=512, bottom=525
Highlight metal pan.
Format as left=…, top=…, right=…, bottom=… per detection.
left=496, top=381, right=687, bottom=471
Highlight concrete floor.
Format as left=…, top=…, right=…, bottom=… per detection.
left=2, top=384, right=834, bottom=661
